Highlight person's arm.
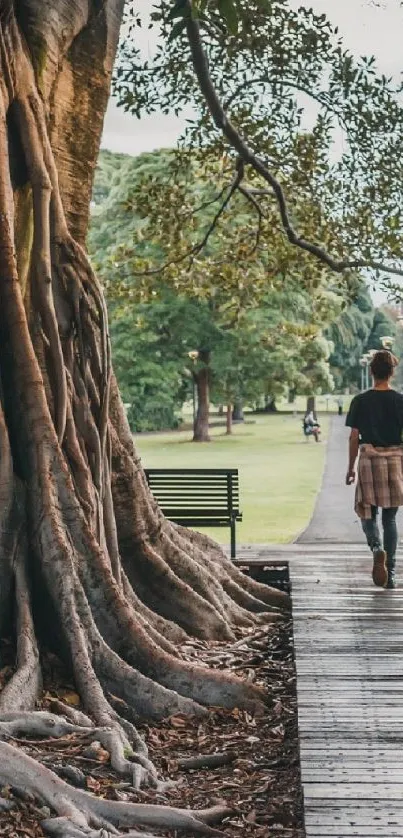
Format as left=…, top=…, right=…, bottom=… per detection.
left=346, top=428, right=359, bottom=485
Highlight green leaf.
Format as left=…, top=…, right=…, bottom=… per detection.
left=217, top=0, right=238, bottom=34
left=168, top=18, right=187, bottom=41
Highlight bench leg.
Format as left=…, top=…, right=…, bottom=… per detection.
left=230, top=519, right=236, bottom=559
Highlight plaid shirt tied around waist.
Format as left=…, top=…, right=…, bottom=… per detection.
left=355, top=444, right=403, bottom=519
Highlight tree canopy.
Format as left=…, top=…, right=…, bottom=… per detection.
left=115, top=0, right=403, bottom=290
left=327, top=285, right=397, bottom=391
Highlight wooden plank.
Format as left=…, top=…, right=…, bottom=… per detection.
left=306, top=833, right=402, bottom=837
left=304, top=783, right=403, bottom=799
left=306, top=799, right=403, bottom=810
left=301, top=769, right=403, bottom=781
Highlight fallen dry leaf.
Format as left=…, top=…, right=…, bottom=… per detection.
left=60, top=691, right=80, bottom=706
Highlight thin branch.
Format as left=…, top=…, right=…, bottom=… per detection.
left=179, top=183, right=229, bottom=220
left=224, top=74, right=347, bottom=130
left=184, top=3, right=403, bottom=279
left=120, top=164, right=244, bottom=277
left=238, top=185, right=264, bottom=256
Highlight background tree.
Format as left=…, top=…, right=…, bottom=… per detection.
left=90, top=149, right=343, bottom=433
left=0, top=2, right=291, bottom=834
left=327, top=285, right=396, bottom=391
left=110, top=295, right=189, bottom=432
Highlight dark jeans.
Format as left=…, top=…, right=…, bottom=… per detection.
left=361, top=506, right=398, bottom=569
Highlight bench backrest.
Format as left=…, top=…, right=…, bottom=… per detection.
left=144, top=468, right=240, bottom=518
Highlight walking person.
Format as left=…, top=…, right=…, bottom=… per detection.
left=345, top=350, right=403, bottom=589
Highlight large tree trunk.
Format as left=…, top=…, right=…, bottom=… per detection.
left=306, top=395, right=316, bottom=414
left=0, top=2, right=290, bottom=834
left=264, top=395, right=277, bottom=413
left=226, top=402, right=232, bottom=434
left=232, top=399, right=244, bottom=421
left=193, top=351, right=211, bottom=441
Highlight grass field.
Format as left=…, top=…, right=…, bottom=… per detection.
left=136, top=413, right=330, bottom=546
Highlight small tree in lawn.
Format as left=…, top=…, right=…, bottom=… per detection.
left=209, top=318, right=272, bottom=433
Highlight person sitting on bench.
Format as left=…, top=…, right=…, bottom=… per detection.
left=303, top=410, right=320, bottom=442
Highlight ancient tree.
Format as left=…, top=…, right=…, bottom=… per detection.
left=0, top=1, right=290, bottom=834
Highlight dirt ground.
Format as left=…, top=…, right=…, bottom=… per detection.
left=0, top=586, right=304, bottom=838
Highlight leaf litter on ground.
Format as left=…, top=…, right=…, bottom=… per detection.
left=0, top=616, right=305, bottom=837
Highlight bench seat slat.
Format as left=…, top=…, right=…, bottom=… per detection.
left=145, top=468, right=238, bottom=474
left=147, top=485, right=235, bottom=491
left=147, top=483, right=237, bottom=490
left=154, top=501, right=239, bottom=507
left=148, top=495, right=238, bottom=502
left=159, top=512, right=241, bottom=518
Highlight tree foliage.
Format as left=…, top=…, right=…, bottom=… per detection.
left=115, top=0, right=403, bottom=288
left=327, top=286, right=397, bottom=391
left=89, top=149, right=339, bottom=427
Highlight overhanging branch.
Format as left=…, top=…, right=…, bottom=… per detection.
left=184, top=2, right=403, bottom=280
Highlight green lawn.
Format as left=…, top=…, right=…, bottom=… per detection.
left=136, top=413, right=329, bottom=546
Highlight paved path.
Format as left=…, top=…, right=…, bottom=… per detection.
left=297, top=415, right=403, bottom=542
left=298, top=416, right=361, bottom=543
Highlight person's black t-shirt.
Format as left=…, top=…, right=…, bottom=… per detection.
left=345, top=389, right=403, bottom=446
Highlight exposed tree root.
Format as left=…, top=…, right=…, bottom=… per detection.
left=0, top=739, right=229, bottom=837
left=0, top=546, right=41, bottom=713
left=0, top=711, right=156, bottom=788
left=0, top=4, right=292, bottom=834
left=110, top=409, right=289, bottom=640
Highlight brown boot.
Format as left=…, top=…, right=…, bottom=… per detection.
left=372, top=548, right=388, bottom=587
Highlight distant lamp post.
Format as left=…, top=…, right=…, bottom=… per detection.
left=359, top=356, right=368, bottom=391
left=188, top=351, right=199, bottom=425
left=360, top=351, right=375, bottom=391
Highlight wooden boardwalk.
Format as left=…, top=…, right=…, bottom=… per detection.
left=289, top=543, right=403, bottom=837
left=236, top=543, right=403, bottom=836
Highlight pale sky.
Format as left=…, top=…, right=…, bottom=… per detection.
left=102, top=0, right=403, bottom=155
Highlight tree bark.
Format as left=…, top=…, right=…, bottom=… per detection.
left=193, top=351, right=211, bottom=441
left=264, top=396, right=277, bottom=413
left=232, top=399, right=244, bottom=421
left=0, top=3, right=290, bottom=834
left=226, top=402, right=232, bottom=434
left=306, top=395, right=316, bottom=414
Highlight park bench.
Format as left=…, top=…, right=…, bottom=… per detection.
left=144, top=467, right=242, bottom=558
